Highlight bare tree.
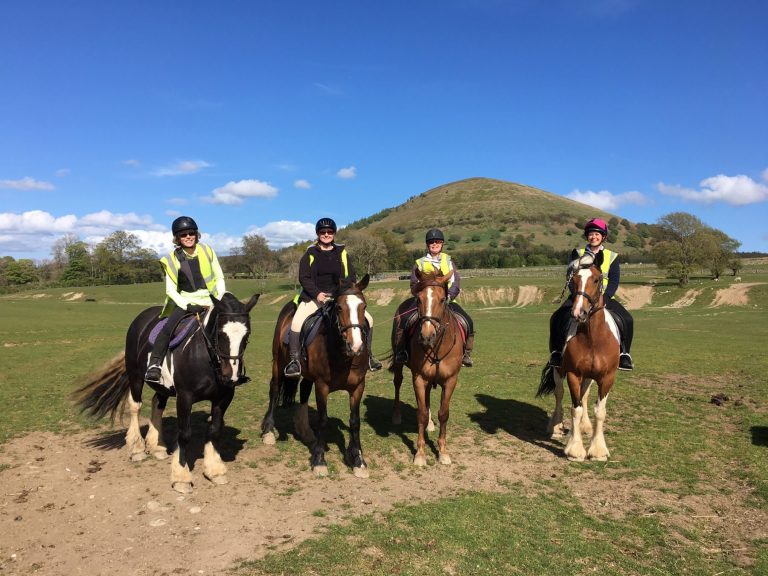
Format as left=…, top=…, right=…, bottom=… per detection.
left=343, top=230, right=388, bottom=276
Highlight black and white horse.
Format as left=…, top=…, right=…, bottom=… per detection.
left=74, top=292, right=259, bottom=493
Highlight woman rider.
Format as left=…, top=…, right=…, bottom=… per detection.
left=284, top=217, right=382, bottom=378
left=393, top=228, right=475, bottom=367
left=547, top=218, right=634, bottom=371
left=145, top=216, right=227, bottom=384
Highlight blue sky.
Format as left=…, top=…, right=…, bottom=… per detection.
left=1, top=0, right=766, bottom=261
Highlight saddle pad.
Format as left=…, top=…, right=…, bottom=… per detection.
left=148, top=315, right=198, bottom=349
left=282, top=310, right=326, bottom=350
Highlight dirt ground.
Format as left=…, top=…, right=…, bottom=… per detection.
left=1, top=403, right=764, bottom=576
left=709, top=282, right=765, bottom=307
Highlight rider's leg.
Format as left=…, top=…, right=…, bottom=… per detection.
left=449, top=302, right=475, bottom=367
left=285, top=300, right=318, bottom=378
left=145, top=307, right=186, bottom=384
left=548, top=302, right=571, bottom=367
left=364, top=311, right=382, bottom=371
left=393, top=298, right=416, bottom=364
left=607, top=298, right=634, bottom=370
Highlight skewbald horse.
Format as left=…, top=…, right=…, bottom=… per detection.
left=390, top=269, right=464, bottom=466
left=260, top=275, right=371, bottom=477
left=538, top=250, right=619, bottom=461
left=73, top=292, right=260, bottom=492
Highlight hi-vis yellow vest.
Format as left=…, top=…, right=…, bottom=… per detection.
left=415, top=253, right=455, bottom=289
left=159, top=244, right=219, bottom=316
left=577, top=247, right=617, bottom=292
left=292, top=246, right=350, bottom=304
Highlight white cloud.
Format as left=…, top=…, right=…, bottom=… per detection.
left=153, top=160, right=212, bottom=176
left=166, top=197, right=189, bottom=206
left=203, top=179, right=278, bottom=205
left=122, top=159, right=141, bottom=168
left=0, top=177, right=55, bottom=191
left=294, top=179, right=311, bottom=189
left=336, top=166, right=357, bottom=180
left=657, top=171, right=768, bottom=205
left=246, top=220, right=316, bottom=248
left=55, top=168, right=70, bottom=177
left=566, top=189, right=649, bottom=210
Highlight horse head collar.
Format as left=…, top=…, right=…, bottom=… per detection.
left=204, top=292, right=260, bottom=386
left=326, top=274, right=369, bottom=358
left=569, top=251, right=604, bottom=324
left=414, top=269, right=451, bottom=347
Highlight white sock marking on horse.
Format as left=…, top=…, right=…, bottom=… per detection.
left=346, top=295, right=364, bottom=353
left=223, top=320, right=248, bottom=383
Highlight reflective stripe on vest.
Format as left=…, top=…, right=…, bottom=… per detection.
left=160, top=243, right=218, bottom=294
left=416, top=253, right=454, bottom=289
left=577, top=247, right=617, bottom=292
left=296, top=247, right=350, bottom=303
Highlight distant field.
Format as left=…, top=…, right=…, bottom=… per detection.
left=0, top=265, right=766, bottom=575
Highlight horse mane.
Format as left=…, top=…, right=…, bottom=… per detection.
left=414, top=270, right=451, bottom=293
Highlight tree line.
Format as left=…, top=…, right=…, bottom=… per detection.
left=0, top=211, right=746, bottom=290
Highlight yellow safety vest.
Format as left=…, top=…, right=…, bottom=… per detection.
left=293, top=246, right=350, bottom=304
left=159, top=243, right=220, bottom=316
left=415, top=253, right=454, bottom=289
left=577, top=247, right=617, bottom=292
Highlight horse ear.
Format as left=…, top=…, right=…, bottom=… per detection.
left=594, top=250, right=604, bottom=268
left=244, top=293, right=260, bottom=313
left=356, top=274, right=370, bottom=292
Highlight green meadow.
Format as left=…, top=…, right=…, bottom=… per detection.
left=1, top=266, right=766, bottom=575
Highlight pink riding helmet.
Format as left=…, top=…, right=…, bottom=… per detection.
left=584, top=218, right=609, bottom=238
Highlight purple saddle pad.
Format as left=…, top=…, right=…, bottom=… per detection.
left=148, top=315, right=198, bottom=349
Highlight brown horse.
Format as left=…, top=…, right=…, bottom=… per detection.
left=538, top=250, right=620, bottom=461
left=390, top=269, right=464, bottom=466
left=260, top=275, right=371, bottom=477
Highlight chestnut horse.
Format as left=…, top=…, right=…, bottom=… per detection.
left=73, top=292, right=260, bottom=492
left=260, top=275, right=371, bottom=477
left=537, top=251, right=620, bottom=461
left=390, top=269, right=463, bottom=466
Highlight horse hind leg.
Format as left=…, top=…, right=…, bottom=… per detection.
left=170, top=395, right=194, bottom=493
left=203, top=391, right=235, bottom=485
left=547, top=369, right=566, bottom=439
left=261, top=375, right=280, bottom=445
left=392, top=364, right=403, bottom=425
left=293, top=379, right=316, bottom=444
left=145, top=394, right=169, bottom=460
left=587, top=392, right=611, bottom=461
left=125, top=392, right=147, bottom=462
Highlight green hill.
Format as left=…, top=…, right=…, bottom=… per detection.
left=346, top=177, right=650, bottom=255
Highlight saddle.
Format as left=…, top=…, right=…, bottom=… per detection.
left=282, top=307, right=336, bottom=358
left=148, top=314, right=199, bottom=349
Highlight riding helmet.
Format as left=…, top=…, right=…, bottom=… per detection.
left=584, top=218, right=608, bottom=238
left=172, top=216, right=199, bottom=235
left=315, top=217, right=337, bottom=234
left=425, top=228, right=445, bottom=243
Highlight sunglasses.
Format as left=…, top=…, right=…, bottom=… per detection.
left=318, top=229, right=335, bottom=236
left=428, top=239, right=444, bottom=245
left=178, top=231, right=197, bottom=238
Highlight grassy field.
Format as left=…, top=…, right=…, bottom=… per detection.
left=1, top=268, right=766, bottom=574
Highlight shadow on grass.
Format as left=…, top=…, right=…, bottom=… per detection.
left=751, top=426, right=768, bottom=447
left=364, top=393, right=426, bottom=458
left=82, top=410, right=246, bottom=469
left=469, top=393, right=564, bottom=456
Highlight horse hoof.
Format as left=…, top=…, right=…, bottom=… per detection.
left=353, top=466, right=370, bottom=479
left=413, top=455, right=427, bottom=467
left=262, top=431, right=276, bottom=445
left=438, top=453, right=452, bottom=466
left=131, top=452, right=148, bottom=462
left=313, top=465, right=329, bottom=477
left=207, top=475, right=229, bottom=485
left=566, top=454, right=586, bottom=462
left=152, top=449, right=170, bottom=460
left=172, top=482, right=193, bottom=494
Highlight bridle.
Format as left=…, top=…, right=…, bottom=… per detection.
left=197, top=308, right=252, bottom=385
left=570, top=264, right=605, bottom=323
left=415, top=280, right=457, bottom=365
left=321, top=290, right=367, bottom=355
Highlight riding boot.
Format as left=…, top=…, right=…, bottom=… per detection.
left=284, top=330, right=302, bottom=378
left=619, top=342, right=634, bottom=371
left=393, top=326, right=409, bottom=364
left=462, top=334, right=475, bottom=367
left=145, top=328, right=171, bottom=384
left=367, top=327, right=382, bottom=372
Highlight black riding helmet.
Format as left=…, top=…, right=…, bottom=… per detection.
left=172, top=216, right=199, bottom=235
left=315, top=217, right=337, bottom=234
left=425, top=228, right=445, bottom=243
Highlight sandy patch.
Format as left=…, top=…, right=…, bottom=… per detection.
left=709, top=282, right=765, bottom=307
left=63, top=292, right=84, bottom=301
left=268, top=295, right=288, bottom=305
left=372, top=288, right=396, bottom=306
left=514, top=285, right=543, bottom=307
left=616, top=286, right=653, bottom=310
left=665, top=289, right=703, bottom=308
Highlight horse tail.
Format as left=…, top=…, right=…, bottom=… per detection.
left=71, top=352, right=130, bottom=424
left=536, top=364, right=556, bottom=397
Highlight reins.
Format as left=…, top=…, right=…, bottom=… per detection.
left=195, top=308, right=251, bottom=386
left=416, top=282, right=458, bottom=366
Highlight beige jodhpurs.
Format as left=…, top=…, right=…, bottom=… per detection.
left=291, top=299, right=373, bottom=333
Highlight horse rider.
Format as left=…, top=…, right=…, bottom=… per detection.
left=284, top=217, right=382, bottom=378
left=145, top=216, right=226, bottom=385
left=393, top=228, right=475, bottom=367
left=547, top=217, right=634, bottom=371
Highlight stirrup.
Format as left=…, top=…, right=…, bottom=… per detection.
left=284, top=359, right=301, bottom=378
left=368, top=356, right=382, bottom=372
left=618, top=353, right=634, bottom=371
left=145, top=364, right=162, bottom=384
left=461, top=354, right=473, bottom=368
left=394, top=349, right=409, bottom=364
left=547, top=351, right=562, bottom=368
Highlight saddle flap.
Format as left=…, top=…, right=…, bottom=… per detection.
left=149, top=315, right=198, bottom=350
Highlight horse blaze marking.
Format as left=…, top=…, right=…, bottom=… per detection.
left=222, top=320, right=247, bottom=381
left=574, top=268, right=590, bottom=317
left=346, top=295, right=364, bottom=352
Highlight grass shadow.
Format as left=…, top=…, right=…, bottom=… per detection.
left=751, top=426, right=768, bottom=447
